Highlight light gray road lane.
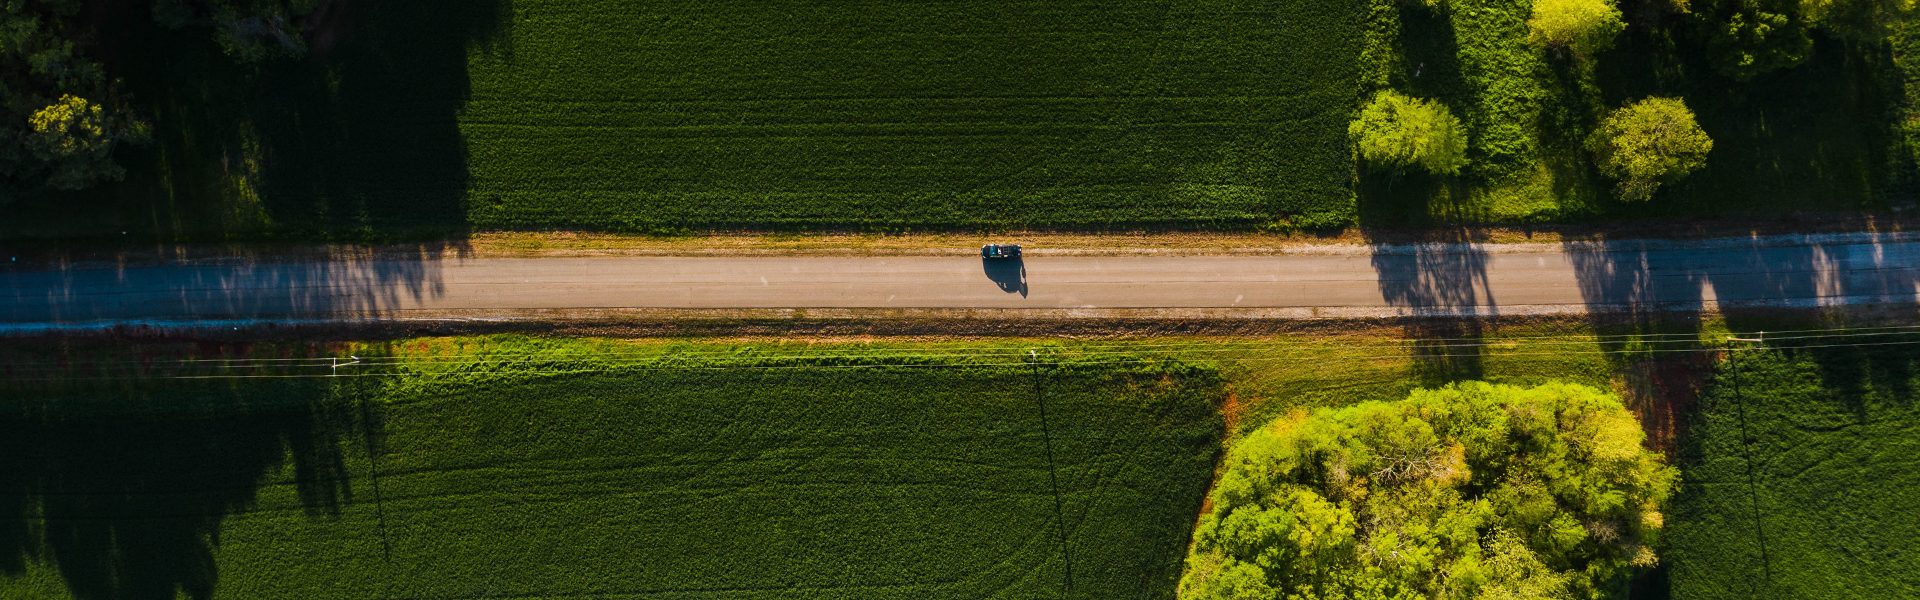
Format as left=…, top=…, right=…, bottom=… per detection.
left=5, top=240, right=1919, bottom=323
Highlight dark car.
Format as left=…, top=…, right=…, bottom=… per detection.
left=981, top=244, right=1022, bottom=259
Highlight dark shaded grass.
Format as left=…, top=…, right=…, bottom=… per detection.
left=0, top=357, right=1221, bottom=600
left=1661, top=339, right=1920, bottom=600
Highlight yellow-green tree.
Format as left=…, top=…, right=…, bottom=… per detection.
left=1589, top=97, right=1714, bottom=201
left=1529, top=0, right=1627, bottom=57
left=1179, top=382, right=1676, bottom=600
left=1349, top=90, right=1470, bottom=176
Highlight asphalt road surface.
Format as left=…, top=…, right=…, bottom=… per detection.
left=6, top=238, right=1920, bottom=324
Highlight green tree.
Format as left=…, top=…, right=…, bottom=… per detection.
left=1589, top=97, right=1714, bottom=201
left=0, top=0, right=148, bottom=203
left=1349, top=90, right=1469, bottom=176
left=1802, top=0, right=1916, bottom=41
left=1528, top=0, right=1627, bottom=57
left=1180, top=382, right=1676, bottom=600
left=152, top=0, right=322, bottom=62
left=1697, top=0, right=1815, bottom=80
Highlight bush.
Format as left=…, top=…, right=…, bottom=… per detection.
left=1528, top=0, right=1627, bottom=57
left=1179, top=381, right=1677, bottom=600
left=1349, top=90, right=1470, bottom=175
left=1589, top=97, right=1714, bottom=201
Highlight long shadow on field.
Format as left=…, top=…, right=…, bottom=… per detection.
left=1368, top=223, right=1495, bottom=386
left=0, top=0, right=513, bottom=243
left=0, top=379, right=379, bottom=600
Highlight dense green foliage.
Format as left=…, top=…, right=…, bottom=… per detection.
left=1589, top=98, right=1714, bottom=202
left=1665, top=343, right=1920, bottom=599
left=1527, top=0, right=1626, bottom=57
left=1803, top=0, right=1917, bottom=42
left=0, top=0, right=149, bottom=203
left=1181, top=382, right=1675, bottom=600
left=1356, top=0, right=1912, bottom=225
left=151, top=0, right=321, bottom=62
left=1351, top=90, right=1471, bottom=176
left=1696, top=0, right=1817, bottom=80
left=0, top=342, right=1223, bottom=599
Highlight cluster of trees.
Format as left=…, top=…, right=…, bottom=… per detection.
left=1704, top=0, right=1914, bottom=80
left=1352, top=0, right=1913, bottom=202
left=1179, top=382, right=1676, bottom=600
left=0, top=0, right=320, bottom=204
left=1352, top=88, right=1710, bottom=201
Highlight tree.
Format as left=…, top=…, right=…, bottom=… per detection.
left=1179, top=382, right=1677, bottom=600
left=1801, top=0, right=1917, bottom=42
left=152, top=0, right=322, bottom=62
left=1589, top=97, right=1714, bottom=201
left=1528, top=0, right=1628, bottom=57
left=0, top=1, right=149, bottom=203
left=1696, top=0, right=1815, bottom=80
left=1349, top=90, right=1470, bottom=176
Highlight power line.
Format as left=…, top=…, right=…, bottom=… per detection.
left=19, top=322, right=1920, bottom=368
left=12, top=325, right=1919, bottom=372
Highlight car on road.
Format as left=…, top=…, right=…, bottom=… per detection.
left=981, top=244, right=1022, bottom=259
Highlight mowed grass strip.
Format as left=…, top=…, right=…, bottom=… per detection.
left=463, top=0, right=1362, bottom=230
left=0, top=353, right=1222, bottom=599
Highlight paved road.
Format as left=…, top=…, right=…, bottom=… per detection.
left=5, top=238, right=1920, bottom=324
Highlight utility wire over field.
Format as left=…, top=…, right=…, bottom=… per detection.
left=7, top=325, right=1920, bottom=381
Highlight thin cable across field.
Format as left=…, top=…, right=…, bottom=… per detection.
left=6, top=334, right=1918, bottom=381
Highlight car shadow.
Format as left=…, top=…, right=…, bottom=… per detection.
left=983, top=257, right=1028, bottom=297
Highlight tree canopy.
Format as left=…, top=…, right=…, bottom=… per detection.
left=152, top=0, right=322, bottom=63
left=1180, top=381, right=1676, bottom=600
left=1349, top=90, right=1469, bottom=176
left=1801, top=0, right=1917, bottom=42
left=1588, top=97, right=1714, bottom=202
left=1697, top=0, right=1815, bottom=80
left=0, top=1, right=150, bottom=204
left=1528, top=0, right=1627, bottom=57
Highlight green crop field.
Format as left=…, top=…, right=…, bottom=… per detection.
left=1663, top=341, right=1920, bottom=600
left=0, top=0, right=1366, bottom=241
left=0, top=341, right=1222, bottom=599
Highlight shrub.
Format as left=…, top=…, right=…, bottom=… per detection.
left=1179, top=381, right=1677, bottom=600
left=1589, top=97, right=1714, bottom=201
left=1349, top=90, right=1470, bottom=175
left=1528, top=0, right=1628, bottom=57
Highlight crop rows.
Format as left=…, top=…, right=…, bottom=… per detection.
left=459, top=0, right=1363, bottom=231
left=0, top=354, right=1222, bottom=599
left=1665, top=345, right=1920, bottom=599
